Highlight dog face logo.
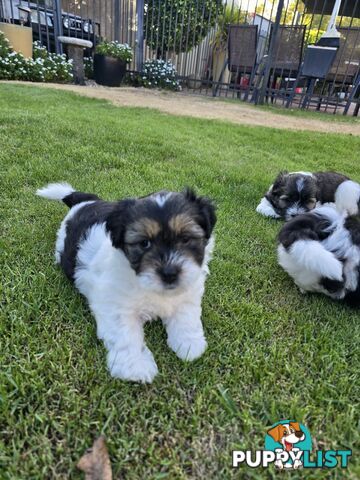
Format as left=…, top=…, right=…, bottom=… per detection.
left=265, top=420, right=311, bottom=470
left=267, top=422, right=305, bottom=452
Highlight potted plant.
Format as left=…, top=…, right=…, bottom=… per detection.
left=94, top=40, right=133, bottom=87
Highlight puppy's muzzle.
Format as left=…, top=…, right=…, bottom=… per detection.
left=158, top=265, right=181, bottom=287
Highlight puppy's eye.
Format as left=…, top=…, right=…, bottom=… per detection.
left=140, top=239, right=151, bottom=249
left=180, top=236, right=191, bottom=245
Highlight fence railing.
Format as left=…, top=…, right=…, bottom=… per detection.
left=1, top=0, right=359, bottom=115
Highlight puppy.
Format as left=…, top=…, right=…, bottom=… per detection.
left=37, top=183, right=216, bottom=383
left=277, top=205, right=360, bottom=305
left=256, top=171, right=349, bottom=220
left=267, top=422, right=305, bottom=469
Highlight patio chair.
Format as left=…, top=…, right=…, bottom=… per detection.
left=252, top=25, right=306, bottom=103
left=287, top=27, right=360, bottom=112
left=314, top=27, right=360, bottom=113
left=212, top=24, right=258, bottom=98
left=344, top=73, right=360, bottom=116
left=325, top=27, right=360, bottom=98
left=267, top=25, right=306, bottom=100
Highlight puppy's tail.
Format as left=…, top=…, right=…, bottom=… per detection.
left=36, top=182, right=99, bottom=208
left=289, top=240, right=343, bottom=280
left=335, top=180, right=360, bottom=216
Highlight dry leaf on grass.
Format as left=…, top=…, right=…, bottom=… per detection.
left=77, top=436, right=112, bottom=480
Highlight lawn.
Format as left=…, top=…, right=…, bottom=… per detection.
left=0, top=83, right=359, bottom=479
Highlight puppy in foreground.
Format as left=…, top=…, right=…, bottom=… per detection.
left=277, top=205, right=360, bottom=306
left=256, top=171, right=355, bottom=220
left=37, top=183, right=216, bottom=383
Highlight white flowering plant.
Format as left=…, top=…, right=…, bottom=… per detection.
left=0, top=35, right=73, bottom=83
left=95, top=41, right=133, bottom=63
left=137, top=59, right=180, bottom=91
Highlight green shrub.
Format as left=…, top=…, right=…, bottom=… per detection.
left=0, top=31, right=11, bottom=57
left=144, top=0, right=223, bottom=54
left=131, top=59, right=180, bottom=91
left=95, top=41, right=133, bottom=62
left=0, top=35, right=73, bottom=83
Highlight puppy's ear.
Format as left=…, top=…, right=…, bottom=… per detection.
left=272, top=171, right=289, bottom=195
left=184, top=188, right=217, bottom=239
left=267, top=425, right=283, bottom=443
left=106, top=199, right=135, bottom=249
left=290, top=422, right=301, bottom=432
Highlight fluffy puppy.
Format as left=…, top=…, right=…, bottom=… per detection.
left=277, top=205, right=360, bottom=305
left=37, top=183, right=216, bottom=383
left=256, top=171, right=349, bottom=220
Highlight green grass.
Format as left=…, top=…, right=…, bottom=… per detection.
left=1, top=83, right=359, bottom=479
left=259, top=103, right=360, bottom=123
left=214, top=95, right=360, bottom=124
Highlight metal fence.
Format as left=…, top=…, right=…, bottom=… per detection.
left=1, top=0, right=359, bottom=115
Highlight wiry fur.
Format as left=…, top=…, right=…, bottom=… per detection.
left=277, top=205, right=360, bottom=305
left=257, top=171, right=349, bottom=220
left=37, top=183, right=216, bottom=383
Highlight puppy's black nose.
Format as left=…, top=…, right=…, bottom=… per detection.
left=295, top=430, right=304, bottom=439
left=159, top=265, right=180, bottom=285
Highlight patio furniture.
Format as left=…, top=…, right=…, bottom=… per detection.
left=58, top=36, right=93, bottom=85
left=344, top=73, right=360, bottom=116
left=212, top=24, right=258, bottom=98
left=299, top=44, right=339, bottom=108
left=286, top=27, right=360, bottom=112
left=315, top=27, right=360, bottom=112
left=267, top=24, right=306, bottom=101
left=327, top=27, right=360, bottom=86
left=252, top=25, right=306, bottom=103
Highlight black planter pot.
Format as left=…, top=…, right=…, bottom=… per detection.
left=94, top=54, right=127, bottom=87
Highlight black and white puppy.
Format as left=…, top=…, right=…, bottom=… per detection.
left=256, top=171, right=349, bottom=220
left=277, top=205, right=360, bottom=306
left=37, top=183, right=216, bottom=383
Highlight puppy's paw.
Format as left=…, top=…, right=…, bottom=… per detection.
left=107, top=346, right=158, bottom=383
left=256, top=197, right=281, bottom=218
left=293, top=459, right=303, bottom=469
left=168, top=335, right=207, bottom=361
